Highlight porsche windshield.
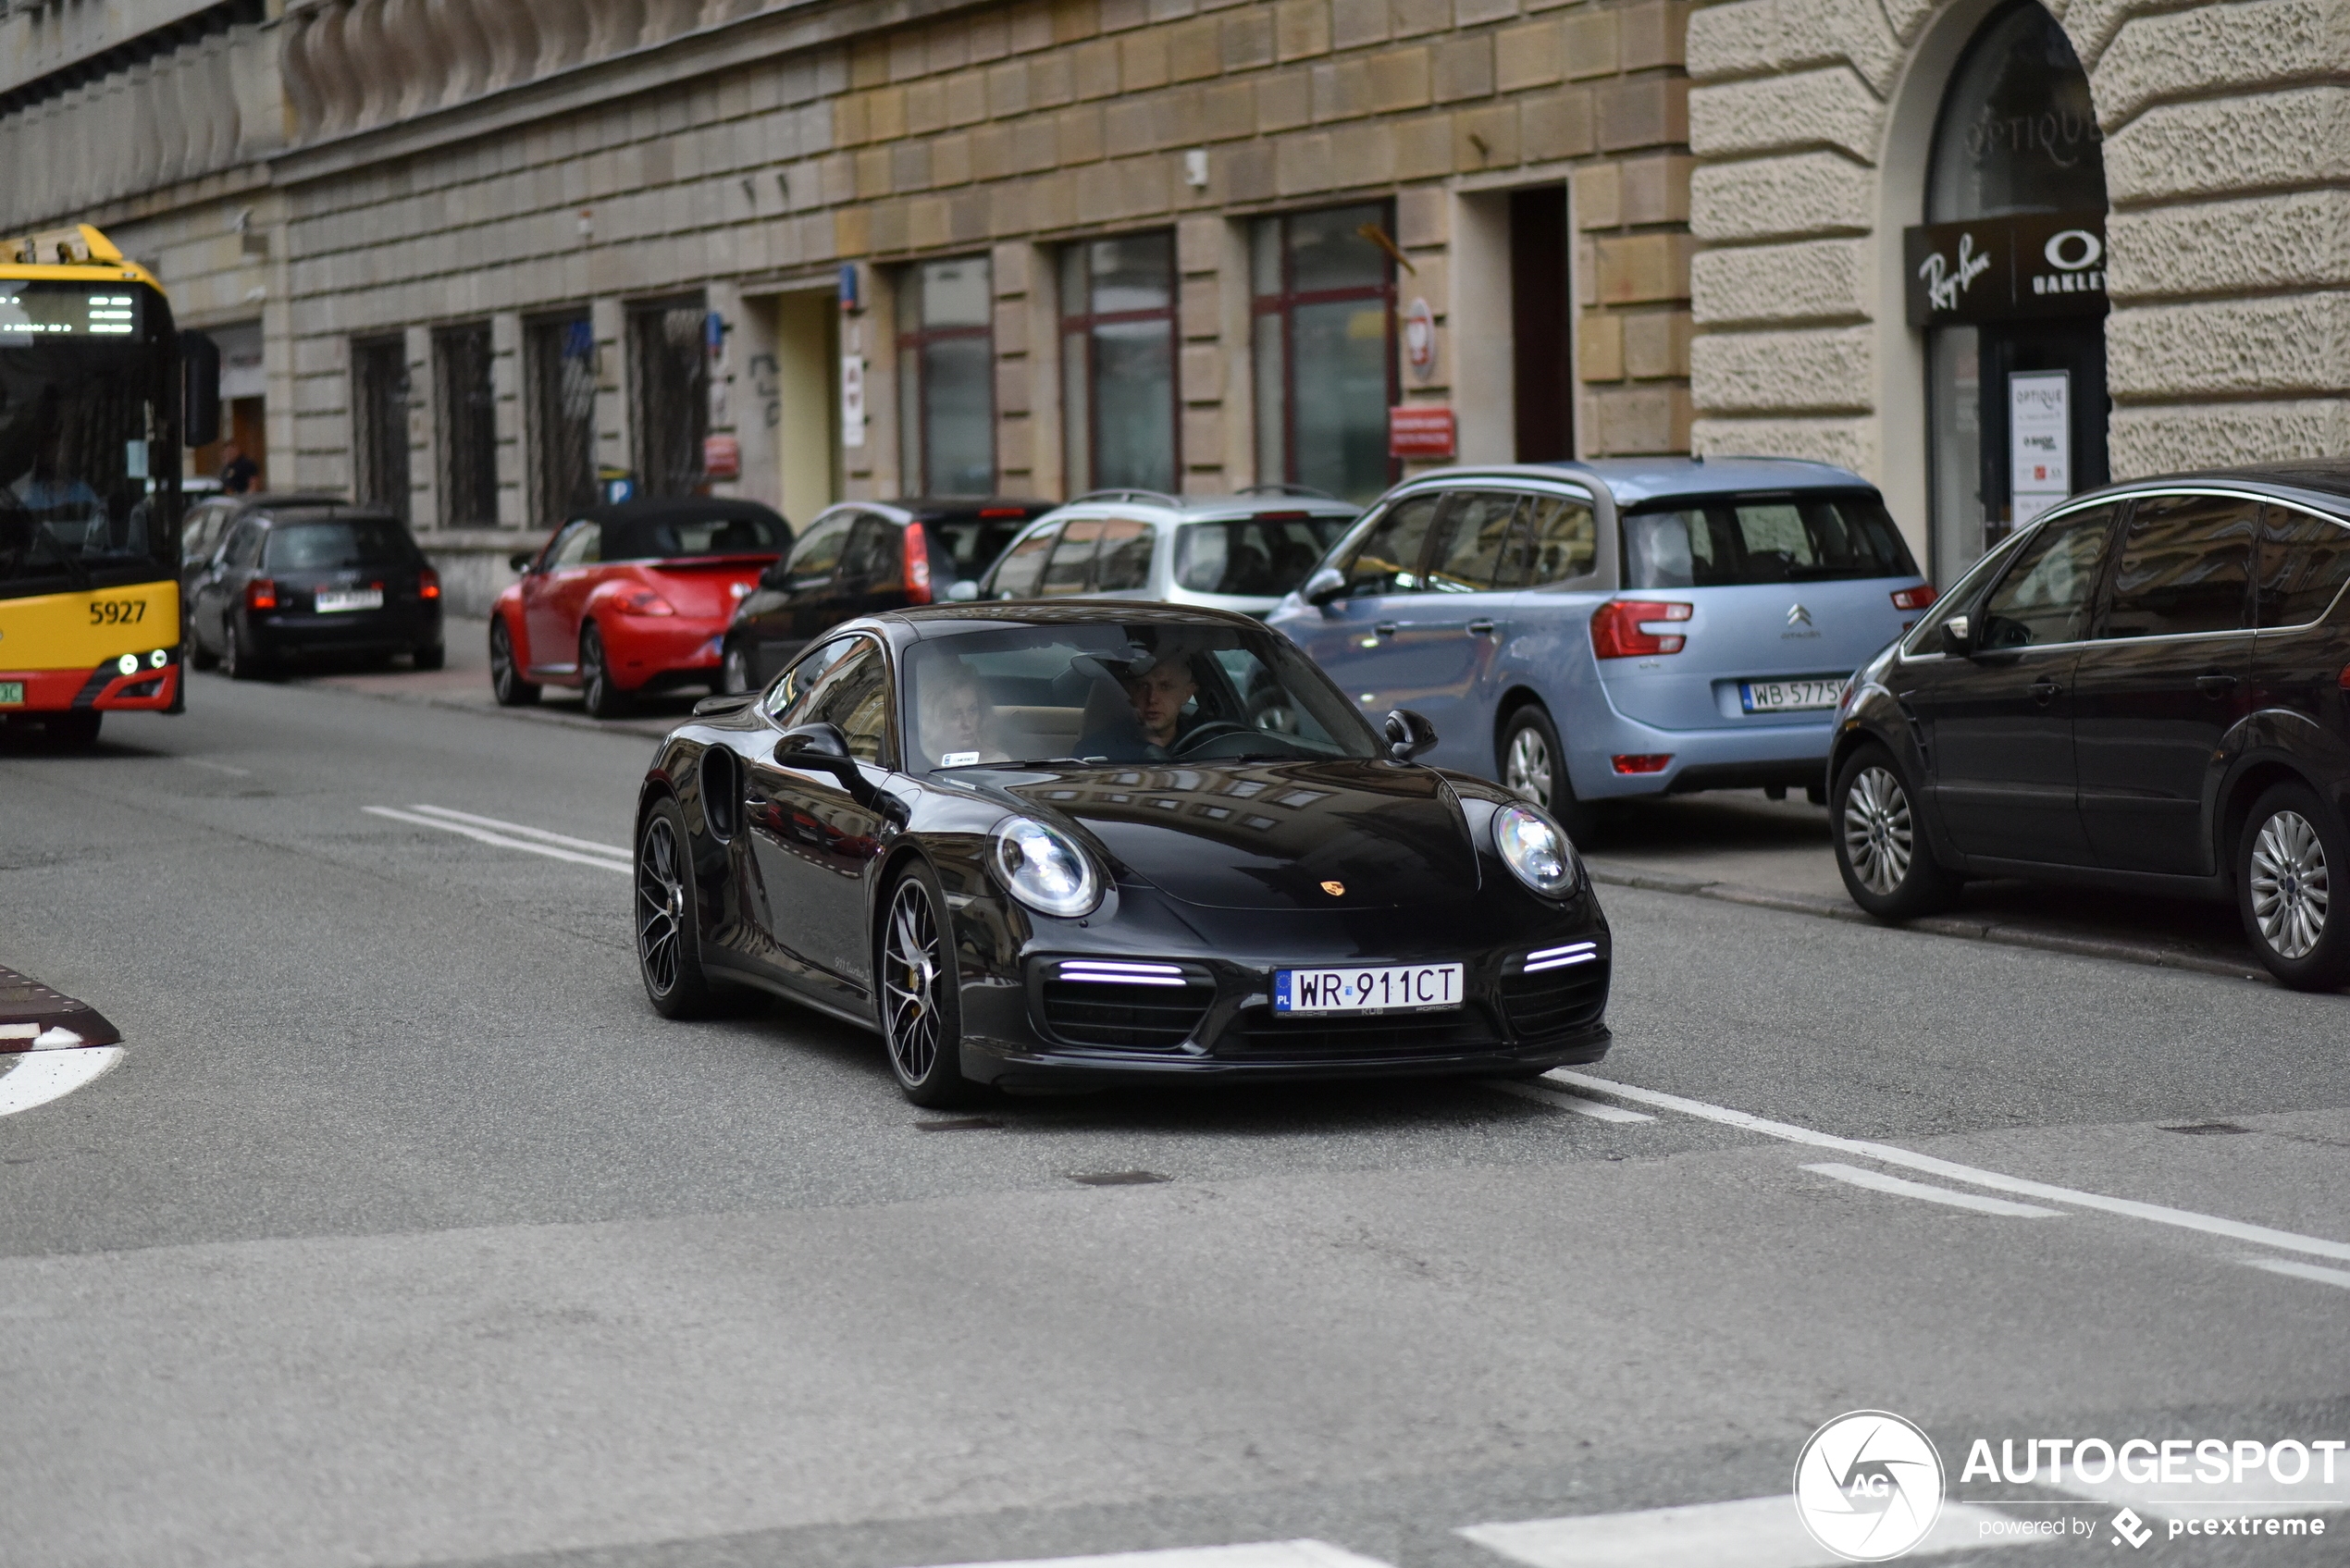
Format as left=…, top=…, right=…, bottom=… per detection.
left=906, top=620, right=1380, bottom=771
left=0, top=280, right=175, bottom=598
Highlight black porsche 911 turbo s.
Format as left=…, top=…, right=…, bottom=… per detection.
left=633, top=602, right=1612, bottom=1104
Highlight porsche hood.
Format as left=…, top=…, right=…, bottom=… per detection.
left=1003, top=759, right=1481, bottom=910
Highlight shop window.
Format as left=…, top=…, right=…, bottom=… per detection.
left=527, top=314, right=598, bottom=526
left=433, top=323, right=496, bottom=526
left=1060, top=234, right=1177, bottom=494
left=1251, top=204, right=1395, bottom=503
left=897, top=257, right=995, bottom=497
left=351, top=335, right=409, bottom=523
left=629, top=298, right=710, bottom=499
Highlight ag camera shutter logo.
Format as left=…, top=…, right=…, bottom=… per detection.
left=1794, top=1411, right=1946, bottom=1561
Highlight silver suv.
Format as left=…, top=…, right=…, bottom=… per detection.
left=966, top=488, right=1359, bottom=615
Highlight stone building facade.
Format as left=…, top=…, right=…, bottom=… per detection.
left=2, top=0, right=1699, bottom=609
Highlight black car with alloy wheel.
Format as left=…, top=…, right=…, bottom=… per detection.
left=1827, top=460, right=2350, bottom=990
left=634, top=602, right=1612, bottom=1103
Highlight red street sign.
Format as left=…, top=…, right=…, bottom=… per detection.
left=701, top=434, right=741, bottom=479
left=1389, top=404, right=1454, bottom=459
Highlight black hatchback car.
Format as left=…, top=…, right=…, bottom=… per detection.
left=717, top=497, right=1052, bottom=693
left=1829, top=461, right=2350, bottom=988
left=185, top=500, right=441, bottom=678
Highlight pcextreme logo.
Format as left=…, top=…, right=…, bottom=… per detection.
left=1794, top=1411, right=1946, bottom=1561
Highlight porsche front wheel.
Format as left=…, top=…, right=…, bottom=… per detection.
left=879, top=865, right=977, bottom=1106
left=636, top=798, right=721, bottom=1018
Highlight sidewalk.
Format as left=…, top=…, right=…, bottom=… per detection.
left=1578, top=792, right=2270, bottom=983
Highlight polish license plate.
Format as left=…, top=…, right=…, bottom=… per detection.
left=1274, top=963, right=1464, bottom=1016
left=0, top=681, right=20, bottom=706
left=1740, top=677, right=1842, bottom=713
left=315, top=588, right=383, bottom=614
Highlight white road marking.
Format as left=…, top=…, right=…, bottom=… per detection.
left=364, top=807, right=630, bottom=872
left=0, top=1046, right=123, bottom=1117
left=402, top=803, right=630, bottom=859
left=180, top=758, right=253, bottom=776
left=1803, top=1162, right=2067, bottom=1218
left=2242, top=1254, right=2350, bottom=1290
left=907, top=1543, right=1395, bottom=1568
left=1461, top=1495, right=2044, bottom=1567
left=1484, top=1080, right=1656, bottom=1122
left=1545, top=1069, right=2350, bottom=1264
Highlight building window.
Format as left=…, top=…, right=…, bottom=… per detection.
left=1251, top=204, right=1395, bottom=503
left=629, top=298, right=710, bottom=499
left=433, top=323, right=496, bottom=526
left=1060, top=234, right=1177, bottom=494
left=897, top=257, right=994, bottom=497
left=526, top=314, right=597, bottom=525
left=351, top=335, right=409, bottom=523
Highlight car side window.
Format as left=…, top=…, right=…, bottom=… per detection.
left=840, top=516, right=898, bottom=584
left=222, top=522, right=263, bottom=570
left=2098, top=494, right=2256, bottom=640
left=1426, top=492, right=1519, bottom=593
left=762, top=636, right=856, bottom=721
left=989, top=524, right=1058, bottom=598
left=180, top=504, right=217, bottom=559
left=801, top=639, right=890, bottom=765
left=2257, top=504, right=2350, bottom=628
left=1093, top=519, right=1152, bottom=591
left=1335, top=493, right=1444, bottom=597
left=549, top=522, right=599, bottom=569
left=785, top=511, right=854, bottom=587
left=1509, top=493, right=1597, bottom=585
left=1978, top=505, right=2115, bottom=649
left=1041, top=519, right=1106, bottom=597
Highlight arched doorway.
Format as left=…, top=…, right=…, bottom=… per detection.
left=1904, top=2, right=2108, bottom=580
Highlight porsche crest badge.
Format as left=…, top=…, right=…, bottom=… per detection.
left=1320, top=880, right=1345, bottom=896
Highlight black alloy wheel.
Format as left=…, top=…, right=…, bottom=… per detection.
left=1831, top=744, right=1960, bottom=920
left=879, top=864, right=977, bottom=1106
left=2237, top=781, right=2350, bottom=991
left=580, top=622, right=628, bottom=718
left=489, top=618, right=539, bottom=706
left=1498, top=702, right=1592, bottom=840
left=635, top=797, right=722, bottom=1018
left=221, top=618, right=266, bottom=681
left=413, top=643, right=446, bottom=672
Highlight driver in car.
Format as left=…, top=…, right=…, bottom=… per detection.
left=1120, top=645, right=1199, bottom=755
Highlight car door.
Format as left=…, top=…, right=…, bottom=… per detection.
left=1036, top=515, right=1108, bottom=599
left=743, top=636, right=895, bottom=998
left=523, top=522, right=595, bottom=673
left=204, top=521, right=264, bottom=646
left=2072, top=491, right=2258, bottom=873
left=985, top=521, right=1061, bottom=599
left=2249, top=500, right=2350, bottom=750
left=835, top=512, right=907, bottom=620
left=775, top=507, right=858, bottom=648
left=1907, top=503, right=2116, bottom=865
left=1278, top=489, right=1451, bottom=718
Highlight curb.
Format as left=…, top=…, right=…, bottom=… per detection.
left=1582, top=858, right=2270, bottom=984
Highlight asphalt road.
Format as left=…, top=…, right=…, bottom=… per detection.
left=3, top=662, right=2346, bottom=1568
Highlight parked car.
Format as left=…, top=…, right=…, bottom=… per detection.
left=1266, top=460, right=1932, bottom=833
left=183, top=497, right=442, bottom=678
left=718, top=497, right=1054, bottom=694
left=633, top=602, right=1610, bottom=1104
left=1830, top=460, right=2350, bottom=990
left=972, top=488, right=1360, bottom=615
left=491, top=497, right=790, bottom=717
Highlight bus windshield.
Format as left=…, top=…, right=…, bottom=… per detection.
left=0, top=281, right=176, bottom=599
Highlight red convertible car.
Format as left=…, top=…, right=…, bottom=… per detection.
left=491, top=498, right=790, bottom=717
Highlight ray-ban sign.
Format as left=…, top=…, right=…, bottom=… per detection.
left=1903, top=212, right=2107, bottom=327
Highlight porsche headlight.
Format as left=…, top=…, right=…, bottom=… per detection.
left=991, top=816, right=1101, bottom=918
left=1494, top=803, right=1578, bottom=897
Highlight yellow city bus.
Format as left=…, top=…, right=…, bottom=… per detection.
left=0, top=223, right=215, bottom=745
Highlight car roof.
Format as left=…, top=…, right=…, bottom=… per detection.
left=1538, top=458, right=1876, bottom=505
left=2084, top=460, right=2350, bottom=515
left=1042, top=488, right=1358, bottom=518
left=858, top=497, right=1057, bottom=523
left=212, top=491, right=346, bottom=515
left=260, top=507, right=404, bottom=525
left=879, top=601, right=1275, bottom=641
left=576, top=496, right=788, bottom=527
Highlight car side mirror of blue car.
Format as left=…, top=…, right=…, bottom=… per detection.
left=1302, top=566, right=1346, bottom=608
left=1383, top=708, right=1437, bottom=761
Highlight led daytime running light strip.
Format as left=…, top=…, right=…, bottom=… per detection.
left=1523, top=942, right=1599, bottom=974
left=1057, top=960, right=1191, bottom=987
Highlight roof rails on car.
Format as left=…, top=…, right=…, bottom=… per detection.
left=1235, top=483, right=1341, bottom=500
left=1069, top=488, right=1182, bottom=507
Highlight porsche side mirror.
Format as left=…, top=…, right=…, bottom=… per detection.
left=775, top=722, right=875, bottom=803
left=1303, top=566, right=1347, bottom=608
left=508, top=550, right=536, bottom=574
left=1940, top=614, right=1973, bottom=658
left=1383, top=708, right=1437, bottom=762
left=946, top=578, right=980, bottom=602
